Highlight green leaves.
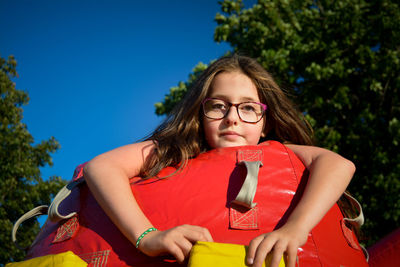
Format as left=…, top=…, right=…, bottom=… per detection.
left=156, top=0, right=400, bottom=246
left=212, top=0, right=400, bottom=246
left=389, top=118, right=400, bottom=146
left=0, top=55, right=66, bottom=264
left=219, top=0, right=243, bottom=14
left=155, top=62, right=208, bottom=115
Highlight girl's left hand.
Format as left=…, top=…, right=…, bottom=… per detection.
left=246, top=224, right=309, bottom=267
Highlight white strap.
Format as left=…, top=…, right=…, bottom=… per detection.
left=342, top=191, right=364, bottom=228
left=341, top=192, right=369, bottom=261
left=12, top=205, right=48, bottom=250
left=48, top=179, right=84, bottom=222
left=12, top=178, right=85, bottom=250
left=231, top=161, right=262, bottom=208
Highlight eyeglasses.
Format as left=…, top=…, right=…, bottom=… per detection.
left=202, top=98, right=267, bottom=123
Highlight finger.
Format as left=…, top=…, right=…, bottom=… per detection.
left=167, top=243, right=186, bottom=263
left=174, top=236, right=195, bottom=260
left=180, top=225, right=213, bottom=242
left=199, top=227, right=213, bottom=242
left=253, top=238, right=276, bottom=267
left=190, top=225, right=213, bottom=242
left=269, top=246, right=285, bottom=267
left=247, top=235, right=264, bottom=265
left=286, top=245, right=298, bottom=267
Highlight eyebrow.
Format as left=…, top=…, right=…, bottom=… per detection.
left=210, top=95, right=259, bottom=102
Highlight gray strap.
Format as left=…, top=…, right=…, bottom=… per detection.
left=48, top=179, right=84, bottom=222
left=231, top=161, right=262, bottom=209
left=342, top=191, right=364, bottom=228
left=12, top=205, right=48, bottom=250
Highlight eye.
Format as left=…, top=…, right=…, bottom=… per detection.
left=210, top=100, right=227, bottom=111
left=212, top=103, right=225, bottom=109
left=240, top=103, right=257, bottom=112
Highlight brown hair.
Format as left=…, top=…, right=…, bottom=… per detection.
left=140, top=54, right=314, bottom=178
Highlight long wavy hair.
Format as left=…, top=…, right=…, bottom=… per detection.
left=140, top=54, right=314, bottom=178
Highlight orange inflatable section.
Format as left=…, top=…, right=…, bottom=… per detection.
left=26, top=141, right=368, bottom=266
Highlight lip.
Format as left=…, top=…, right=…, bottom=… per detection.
left=220, top=131, right=241, bottom=137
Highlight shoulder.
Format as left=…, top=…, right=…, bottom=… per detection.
left=284, top=144, right=328, bottom=168
left=284, top=144, right=355, bottom=171
left=96, top=140, right=155, bottom=161
left=85, top=140, right=156, bottom=178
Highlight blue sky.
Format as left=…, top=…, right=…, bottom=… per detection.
left=0, top=0, right=255, bottom=181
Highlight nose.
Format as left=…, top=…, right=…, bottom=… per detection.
left=223, top=106, right=239, bottom=125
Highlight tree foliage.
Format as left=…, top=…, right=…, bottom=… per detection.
left=155, top=62, right=209, bottom=115
left=0, top=55, right=66, bottom=265
left=155, top=0, right=400, bottom=246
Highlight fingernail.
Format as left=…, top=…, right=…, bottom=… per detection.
left=247, top=258, right=254, bottom=265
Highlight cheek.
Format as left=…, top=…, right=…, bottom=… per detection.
left=202, top=119, right=216, bottom=144
left=261, top=120, right=266, bottom=137
left=249, top=123, right=265, bottom=144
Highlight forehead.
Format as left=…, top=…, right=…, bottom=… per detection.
left=209, top=71, right=260, bottom=101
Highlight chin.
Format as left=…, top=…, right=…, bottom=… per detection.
left=217, top=141, right=246, bottom=148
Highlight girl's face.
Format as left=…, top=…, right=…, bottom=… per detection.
left=203, top=71, right=265, bottom=149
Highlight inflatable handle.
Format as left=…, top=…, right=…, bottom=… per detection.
left=12, top=205, right=48, bottom=250
left=342, top=191, right=364, bottom=228
left=48, top=178, right=85, bottom=222
left=12, top=178, right=84, bottom=250
left=231, top=161, right=262, bottom=209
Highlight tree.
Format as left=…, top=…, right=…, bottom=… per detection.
left=155, top=62, right=209, bottom=115
left=155, top=0, right=400, bottom=246
left=0, top=55, right=66, bottom=265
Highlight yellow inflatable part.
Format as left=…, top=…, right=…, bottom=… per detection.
left=188, top=241, right=285, bottom=267
left=6, top=251, right=87, bottom=267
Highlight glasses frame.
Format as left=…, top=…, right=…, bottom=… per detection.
left=202, top=97, right=267, bottom=124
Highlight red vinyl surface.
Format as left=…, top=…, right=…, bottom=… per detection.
left=27, top=141, right=368, bottom=266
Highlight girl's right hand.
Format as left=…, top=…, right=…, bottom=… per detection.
left=137, top=224, right=213, bottom=263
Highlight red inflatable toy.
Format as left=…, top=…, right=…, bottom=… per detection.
left=22, top=141, right=367, bottom=266
left=368, top=228, right=400, bottom=266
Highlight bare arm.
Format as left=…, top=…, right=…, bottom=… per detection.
left=248, top=145, right=355, bottom=267
left=83, top=141, right=156, bottom=244
left=83, top=141, right=212, bottom=262
left=283, top=144, right=355, bottom=235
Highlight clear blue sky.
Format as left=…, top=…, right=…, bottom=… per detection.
left=0, top=1, right=258, bottom=181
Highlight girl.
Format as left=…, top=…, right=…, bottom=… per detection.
left=83, top=55, right=356, bottom=267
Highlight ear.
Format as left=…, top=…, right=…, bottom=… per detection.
left=261, top=131, right=266, bottom=138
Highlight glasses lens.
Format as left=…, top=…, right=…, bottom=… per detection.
left=203, top=99, right=227, bottom=119
left=203, top=99, right=265, bottom=123
left=238, top=102, right=264, bottom=123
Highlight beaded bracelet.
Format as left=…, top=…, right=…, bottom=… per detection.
left=135, top=227, right=158, bottom=248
